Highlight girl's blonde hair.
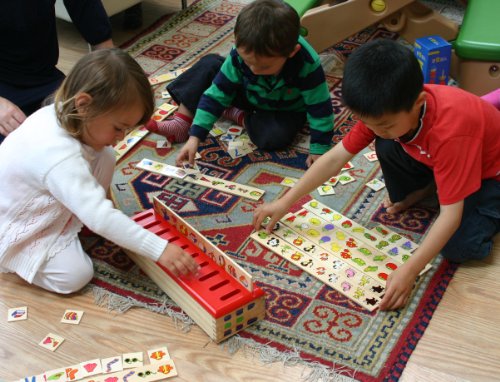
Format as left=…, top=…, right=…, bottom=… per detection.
left=55, top=48, right=154, bottom=138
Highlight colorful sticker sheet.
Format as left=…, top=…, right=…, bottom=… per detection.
left=136, top=158, right=265, bottom=201
left=153, top=197, right=253, bottom=291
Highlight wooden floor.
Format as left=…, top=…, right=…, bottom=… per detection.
left=2, top=1, right=500, bottom=380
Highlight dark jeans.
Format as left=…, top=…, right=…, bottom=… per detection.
left=167, top=54, right=306, bottom=151
left=376, top=138, right=500, bottom=263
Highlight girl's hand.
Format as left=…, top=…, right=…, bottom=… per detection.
left=158, top=243, right=200, bottom=277
left=0, top=97, right=26, bottom=136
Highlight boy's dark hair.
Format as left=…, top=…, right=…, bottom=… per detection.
left=234, top=0, right=300, bottom=57
left=342, top=39, right=424, bottom=117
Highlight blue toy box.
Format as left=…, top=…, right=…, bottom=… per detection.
left=414, top=35, right=452, bottom=85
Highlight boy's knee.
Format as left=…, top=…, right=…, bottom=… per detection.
left=441, top=237, right=492, bottom=263
left=198, top=54, right=225, bottom=71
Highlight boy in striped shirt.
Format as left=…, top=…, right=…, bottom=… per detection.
left=146, top=0, right=334, bottom=167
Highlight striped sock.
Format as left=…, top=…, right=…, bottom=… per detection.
left=222, top=107, right=245, bottom=126
left=145, top=112, right=192, bottom=143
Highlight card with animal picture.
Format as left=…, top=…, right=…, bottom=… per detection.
left=60, top=309, right=84, bottom=325
left=39, top=333, right=65, bottom=352
left=122, top=351, right=144, bottom=368
left=7, top=306, right=28, bottom=322
left=101, top=356, right=123, bottom=374
left=148, top=346, right=171, bottom=363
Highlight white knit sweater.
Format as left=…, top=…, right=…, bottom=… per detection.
left=0, top=105, right=167, bottom=282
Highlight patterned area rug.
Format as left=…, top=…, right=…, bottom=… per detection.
left=85, top=0, right=459, bottom=380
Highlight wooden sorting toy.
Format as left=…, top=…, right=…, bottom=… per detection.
left=124, top=197, right=265, bottom=343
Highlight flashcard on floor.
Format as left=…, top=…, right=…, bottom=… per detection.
left=130, top=359, right=178, bottom=381
left=147, top=346, right=171, bottom=363
left=39, top=333, right=64, bottom=352
left=101, top=356, right=123, bottom=374
left=22, top=375, right=45, bottom=382
left=60, top=309, right=84, bottom=325
left=156, top=139, right=171, bottom=149
left=226, top=125, right=244, bottom=136
left=80, top=359, right=102, bottom=376
left=43, top=368, right=67, bottom=382
left=338, top=174, right=356, bottom=185
left=122, top=352, right=143, bottom=369
left=209, top=126, right=226, bottom=137
left=363, top=151, right=378, bottom=162
left=280, top=176, right=298, bottom=187
left=161, top=90, right=172, bottom=100
left=365, top=178, right=385, bottom=192
left=326, top=176, right=339, bottom=186
left=8, top=306, right=27, bottom=322
left=341, top=161, right=354, bottom=171
left=317, top=184, right=336, bottom=196
left=65, top=365, right=86, bottom=381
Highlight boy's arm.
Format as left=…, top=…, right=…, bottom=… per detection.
left=253, top=141, right=354, bottom=231
left=379, top=201, right=464, bottom=310
left=190, top=52, right=242, bottom=141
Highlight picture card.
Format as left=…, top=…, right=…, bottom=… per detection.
left=65, top=365, right=86, bottom=381
left=340, top=161, right=354, bottom=172
left=39, top=333, right=64, bottom=352
left=365, top=178, right=385, bottom=192
left=122, top=351, right=144, bottom=369
left=43, top=368, right=67, bottom=382
left=156, top=139, right=171, bottom=149
left=147, top=346, right=171, bottom=363
left=80, top=359, right=102, bottom=376
left=338, top=174, right=356, bottom=185
left=363, top=151, right=378, bottom=162
left=317, top=184, right=336, bottom=196
left=280, top=176, right=298, bottom=187
left=8, top=306, right=27, bottom=322
left=60, top=309, right=84, bottom=325
left=101, top=355, right=123, bottom=374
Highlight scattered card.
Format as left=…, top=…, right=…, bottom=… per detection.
left=226, top=125, right=243, bottom=136
left=101, top=355, right=123, bottom=374
left=156, top=139, right=171, bottom=149
left=326, top=176, right=339, bottom=186
left=60, top=309, right=84, bottom=325
left=363, top=151, right=378, bottom=162
left=365, top=178, right=385, bottom=191
left=147, top=346, right=171, bottom=363
left=8, top=306, right=27, bottom=322
left=80, top=359, right=102, bottom=377
left=161, top=90, right=172, bottom=100
left=340, top=161, right=354, bottom=172
left=317, top=184, right=336, bottom=196
left=39, top=333, right=65, bottom=352
left=209, top=126, right=226, bottom=137
left=122, top=351, right=144, bottom=369
left=280, top=177, right=298, bottom=187
left=338, top=174, right=356, bottom=185
left=65, top=364, right=86, bottom=381
left=43, top=368, right=67, bottom=382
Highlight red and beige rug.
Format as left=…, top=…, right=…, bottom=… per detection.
left=84, top=1, right=458, bottom=380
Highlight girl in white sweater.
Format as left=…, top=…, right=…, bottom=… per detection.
left=0, top=49, right=199, bottom=294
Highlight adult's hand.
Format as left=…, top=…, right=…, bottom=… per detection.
left=0, top=97, right=26, bottom=136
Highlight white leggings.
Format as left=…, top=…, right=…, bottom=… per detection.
left=31, top=147, right=115, bottom=294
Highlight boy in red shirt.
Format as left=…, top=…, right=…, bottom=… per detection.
left=253, top=39, right=500, bottom=311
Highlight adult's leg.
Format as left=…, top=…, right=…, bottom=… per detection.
left=441, top=179, right=500, bottom=263
left=375, top=138, right=435, bottom=204
left=244, top=109, right=306, bottom=150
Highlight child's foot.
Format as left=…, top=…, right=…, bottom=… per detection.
left=383, top=183, right=436, bottom=214
left=145, top=112, right=192, bottom=143
left=222, top=106, right=245, bottom=126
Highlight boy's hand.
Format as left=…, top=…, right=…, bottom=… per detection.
left=157, top=243, right=200, bottom=277
left=379, top=263, right=419, bottom=311
left=0, top=97, right=26, bottom=136
left=253, top=199, right=291, bottom=233
left=306, top=154, right=321, bottom=167
left=176, top=136, right=200, bottom=167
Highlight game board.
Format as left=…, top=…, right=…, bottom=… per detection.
left=136, top=158, right=265, bottom=201
left=251, top=199, right=427, bottom=311
left=124, top=197, right=266, bottom=343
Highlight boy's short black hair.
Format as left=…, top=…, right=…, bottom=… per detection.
left=234, top=0, right=300, bottom=57
left=342, top=39, right=424, bottom=117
